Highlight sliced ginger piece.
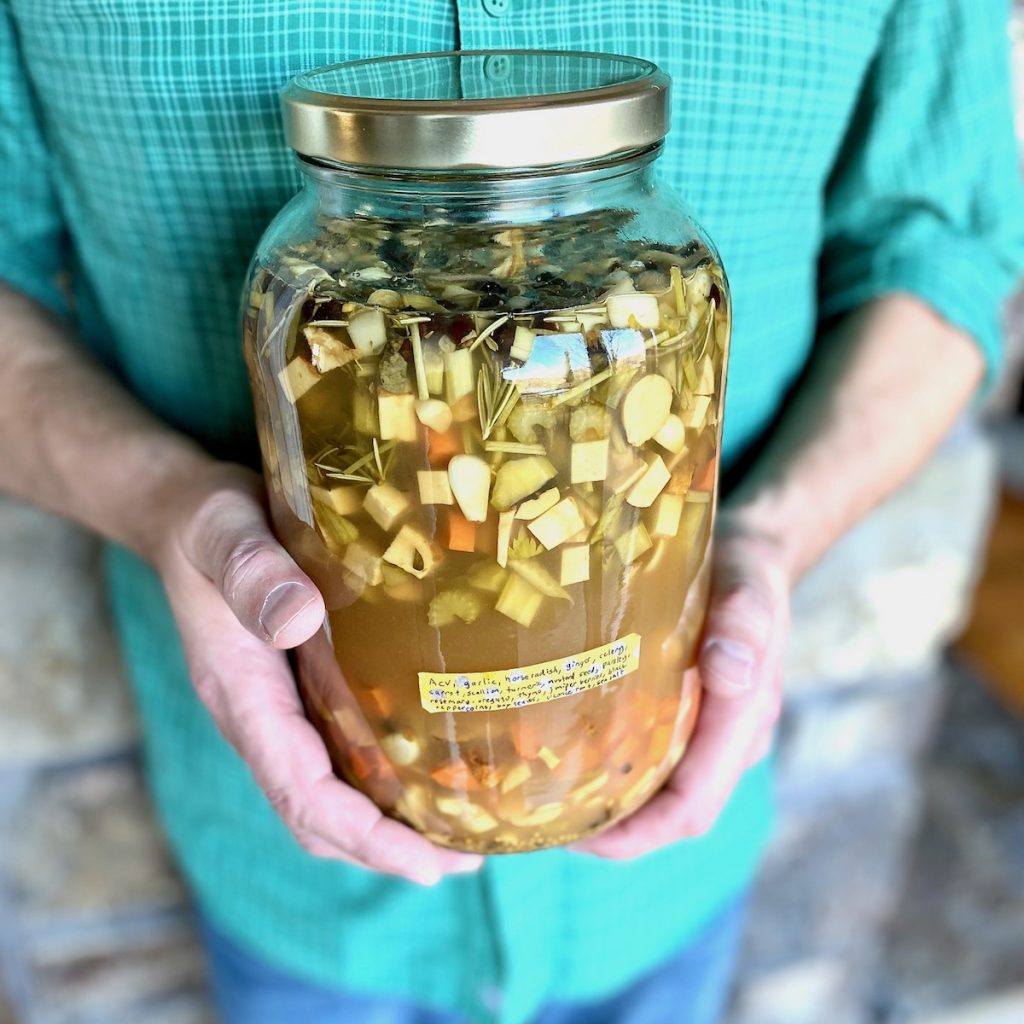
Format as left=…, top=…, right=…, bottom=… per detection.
left=491, top=455, right=557, bottom=511
left=654, top=414, right=687, bottom=454
left=621, top=374, right=673, bottom=445
left=515, top=487, right=560, bottom=521
left=448, top=454, right=490, bottom=522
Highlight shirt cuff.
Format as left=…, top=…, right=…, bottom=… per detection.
left=819, top=232, right=1009, bottom=397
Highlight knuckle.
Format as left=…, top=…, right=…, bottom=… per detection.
left=221, top=539, right=279, bottom=601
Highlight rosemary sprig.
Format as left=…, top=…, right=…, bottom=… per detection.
left=468, top=314, right=510, bottom=353
left=476, top=360, right=521, bottom=440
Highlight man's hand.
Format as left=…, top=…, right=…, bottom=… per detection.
left=150, top=465, right=483, bottom=885
left=575, top=522, right=790, bottom=858
left=575, top=295, right=983, bottom=859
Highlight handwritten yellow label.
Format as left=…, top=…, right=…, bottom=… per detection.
left=418, top=634, right=642, bottom=714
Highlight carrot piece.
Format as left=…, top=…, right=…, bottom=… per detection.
left=348, top=747, right=376, bottom=781
left=510, top=715, right=546, bottom=759
left=446, top=509, right=477, bottom=552
left=431, top=758, right=483, bottom=792
left=428, top=428, right=462, bottom=468
left=362, top=686, right=395, bottom=719
left=691, top=456, right=718, bottom=493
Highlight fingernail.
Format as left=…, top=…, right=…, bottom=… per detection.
left=449, top=856, right=485, bottom=874
left=412, top=863, right=442, bottom=886
left=259, top=582, right=315, bottom=642
left=701, top=638, right=755, bottom=691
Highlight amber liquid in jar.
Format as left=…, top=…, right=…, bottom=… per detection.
left=244, top=208, right=729, bottom=852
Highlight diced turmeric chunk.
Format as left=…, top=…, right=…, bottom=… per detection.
left=363, top=482, right=410, bottom=531
left=495, top=574, right=543, bottom=626
left=417, top=470, right=454, bottom=505
left=378, top=392, right=418, bottom=441
left=650, top=492, right=684, bottom=537
left=626, top=455, right=671, bottom=508
left=559, top=544, right=591, bottom=586
left=342, top=539, right=384, bottom=586
left=570, top=439, right=610, bottom=483
left=528, top=497, right=586, bottom=550
left=614, top=522, right=653, bottom=565
left=277, top=358, right=319, bottom=404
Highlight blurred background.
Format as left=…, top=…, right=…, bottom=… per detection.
left=3, top=18, right=1024, bottom=1024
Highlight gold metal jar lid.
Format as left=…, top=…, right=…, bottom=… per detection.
left=281, top=50, right=670, bottom=171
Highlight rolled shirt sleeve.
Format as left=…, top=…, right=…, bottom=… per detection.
left=819, top=0, right=1024, bottom=386
left=0, top=1, right=69, bottom=317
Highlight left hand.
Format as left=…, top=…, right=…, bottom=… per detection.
left=575, top=520, right=791, bottom=859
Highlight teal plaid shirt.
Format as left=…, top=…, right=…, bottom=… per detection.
left=3, top=3, right=1023, bottom=1022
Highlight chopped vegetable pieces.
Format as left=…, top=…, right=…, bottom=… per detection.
left=528, top=496, right=586, bottom=550
left=448, top=454, right=491, bottom=522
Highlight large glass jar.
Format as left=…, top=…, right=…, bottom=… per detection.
left=242, top=51, right=731, bottom=853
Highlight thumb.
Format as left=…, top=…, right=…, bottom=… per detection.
left=181, top=485, right=326, bottom=648
left=698, top=535, right=787, bottom=698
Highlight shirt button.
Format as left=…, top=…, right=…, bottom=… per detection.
left=481, top=0, right=509, bottom=17
left=484, top=53, right=512, bottom=81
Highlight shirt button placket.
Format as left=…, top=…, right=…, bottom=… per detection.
left=481, top=0, right=510, bottom=18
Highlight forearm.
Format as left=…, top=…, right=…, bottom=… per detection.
left=0, top=283, right=220, bottom=559
left=730, top=293, right=985, bottom=583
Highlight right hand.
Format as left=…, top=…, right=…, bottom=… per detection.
left=148, top=463, right=483, bottom=885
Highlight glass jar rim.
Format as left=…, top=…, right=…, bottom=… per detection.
left=281, top=50, right=670, bottom=171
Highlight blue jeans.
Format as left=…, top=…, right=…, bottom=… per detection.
left=199, top=896, right=747, bottom=1024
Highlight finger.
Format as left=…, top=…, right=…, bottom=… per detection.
left=698, top=538, right=788, bottom=698
left=181, top=484, right=325, bottom=648
left=173, top=567, right=482, bottom=882
left=575, top=683, right=763, bottom=859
